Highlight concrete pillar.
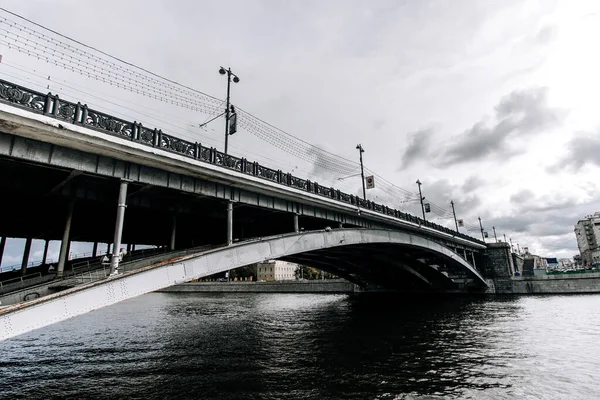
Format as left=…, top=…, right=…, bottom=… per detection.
left=92, top=242, right=98, bottom=258
left=127, top=243, right=132, bottom=253
left=109, top=180, right=129, bottom=275
left=471, top=251, right=477, bottom=269
left=0, top=236, right=6, bottom=267
left=170, top=213, right=177, bottom=251
left=57, top=200, right=75, bottom=278
left=41, top=239, right=50, bottom=265
left=294, top=214, right=299, bottom=233
left=463, top=249, right=467, bottom=260
left=131, top=244, right=136, bottom=252
left=21, top=238, right=33, bottom=276
left=107, top=243, right=111, bottom=255
left=227, top=201, right=233, bottom=245
left=338, top=222, right=343, bottom=228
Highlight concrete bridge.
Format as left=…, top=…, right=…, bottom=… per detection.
left=0, top=78, right=515, bottom=340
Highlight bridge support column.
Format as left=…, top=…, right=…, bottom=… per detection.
left=463, top=249, right=467, bottom=260
left=227, top=201, right=233, bottom=245
left=20, top=238, right=32, bottom=276
left=41, top=239, right=49, bottom=265
left=131, top=244, right=136, bottom=252
left=109, top=180, right=129, bottom=275
left=92, top=242, right=98, bottom=258
left=0, top=236, right=6, bottom=268
left=57, top=200, right=74, bottom=278
left=107, top=243, right=111, bottom=255
left=293, top=214, right=299, bottom=233
left=471, top=251, right=477, bottom=269
left=170, top=214, right=177, bottom=251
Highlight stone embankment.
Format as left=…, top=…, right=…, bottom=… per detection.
left=158, top=279, right=358, bottom=293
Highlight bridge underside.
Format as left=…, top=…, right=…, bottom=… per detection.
left=0, top=229, right=487, bottom=341
left=0, top=155, right=338, bottom=247
left=280, top=244, right=473, bottom=291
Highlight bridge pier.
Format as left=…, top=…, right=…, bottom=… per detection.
left=109, top=180, right=129, bottom=275
left=20, top=238, right=33, bottom=276
left=57, top=200, right=75, bottom=278
left=481, top=242, right=514, bottom=279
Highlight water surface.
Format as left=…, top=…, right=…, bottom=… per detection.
left=1, top=292, right=599, bottom=399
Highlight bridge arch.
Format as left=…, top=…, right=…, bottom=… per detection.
left=0, top=229, right=485, bottom=341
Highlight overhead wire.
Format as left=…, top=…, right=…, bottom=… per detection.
left=0, top=8, right=487, bottom=234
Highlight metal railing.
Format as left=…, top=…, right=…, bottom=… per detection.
left=0, top=272, right=43, bottom=294
left=0, top=77, right=485, bottom=246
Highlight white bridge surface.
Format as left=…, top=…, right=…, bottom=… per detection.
left=0, top=229, right=487, bottom=341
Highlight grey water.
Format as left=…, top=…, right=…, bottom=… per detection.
left=1, top=292, right=599, bottom=399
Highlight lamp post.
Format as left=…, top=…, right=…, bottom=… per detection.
left=356, top=144, right=366, bottom=200
left=416, top=179, right=426, bottom=221
left=492, top=226, right=498, bottom=243
left=218, top=66, right=240, bottom=155
left=451, top=200, right=459, bottom=232
left=478, top=216, right=485, bottom=241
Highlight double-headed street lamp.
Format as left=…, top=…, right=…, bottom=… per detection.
left=218, top=66, right=240, bottom=155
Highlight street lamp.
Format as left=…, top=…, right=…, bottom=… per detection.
left=416, top=179, right=426, bottom=220
left=218, top=66, right=240, bottom=154
left=356, top=144, right=366, bottom=200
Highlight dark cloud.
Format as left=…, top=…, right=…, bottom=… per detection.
left=548, top=132, right=600, bottom=173
left=461, top=176, right=485, bottom=192
left=398, top=128, right=433, bottom=170
left=482, top=191, right=600, bottom=255
left=438, top=87, right=564, bottom=166
left=510, top=189, right=534, bottom=204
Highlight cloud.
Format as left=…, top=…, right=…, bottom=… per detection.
left=398, top=128, right=433, bottom=170
left=510, top=189, right=534, bottom=204
left=461, top=176, right=485, bottom=192
left=483, top=190, right=600, bottom=255
left=438, top=87, right=564, bottom=166
left=548, top=132, right=600, bottom=173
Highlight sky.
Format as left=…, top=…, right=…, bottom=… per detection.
left=1, top=0, right=600, bottom=267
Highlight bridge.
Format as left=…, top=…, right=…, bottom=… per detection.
left=0, top=78, right=514, bottom=341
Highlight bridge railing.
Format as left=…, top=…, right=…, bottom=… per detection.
left=0, top=78, right=484, bottom=246
left=0, top=272, right=43, bottom=294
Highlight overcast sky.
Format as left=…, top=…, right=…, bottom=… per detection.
left=1, top=0, right=600, bottom=266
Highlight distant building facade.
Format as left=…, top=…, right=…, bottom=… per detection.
left=574, top=212, right=600, bottom=266
left=256, top=260, right=299, bottom=281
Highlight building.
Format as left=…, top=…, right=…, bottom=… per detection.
left=574, top=212, right=600, bottom=266
left=256, top=260, right=299, bottom=281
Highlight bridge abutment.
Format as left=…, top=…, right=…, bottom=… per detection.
left=482, top=242, right=514, bottom=279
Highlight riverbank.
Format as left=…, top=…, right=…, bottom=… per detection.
left=157, top=279, right=358, bottom=294
left=493, top=271, right=600, bottom=294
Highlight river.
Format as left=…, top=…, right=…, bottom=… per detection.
left=1, top=292, right=599, bottom=399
